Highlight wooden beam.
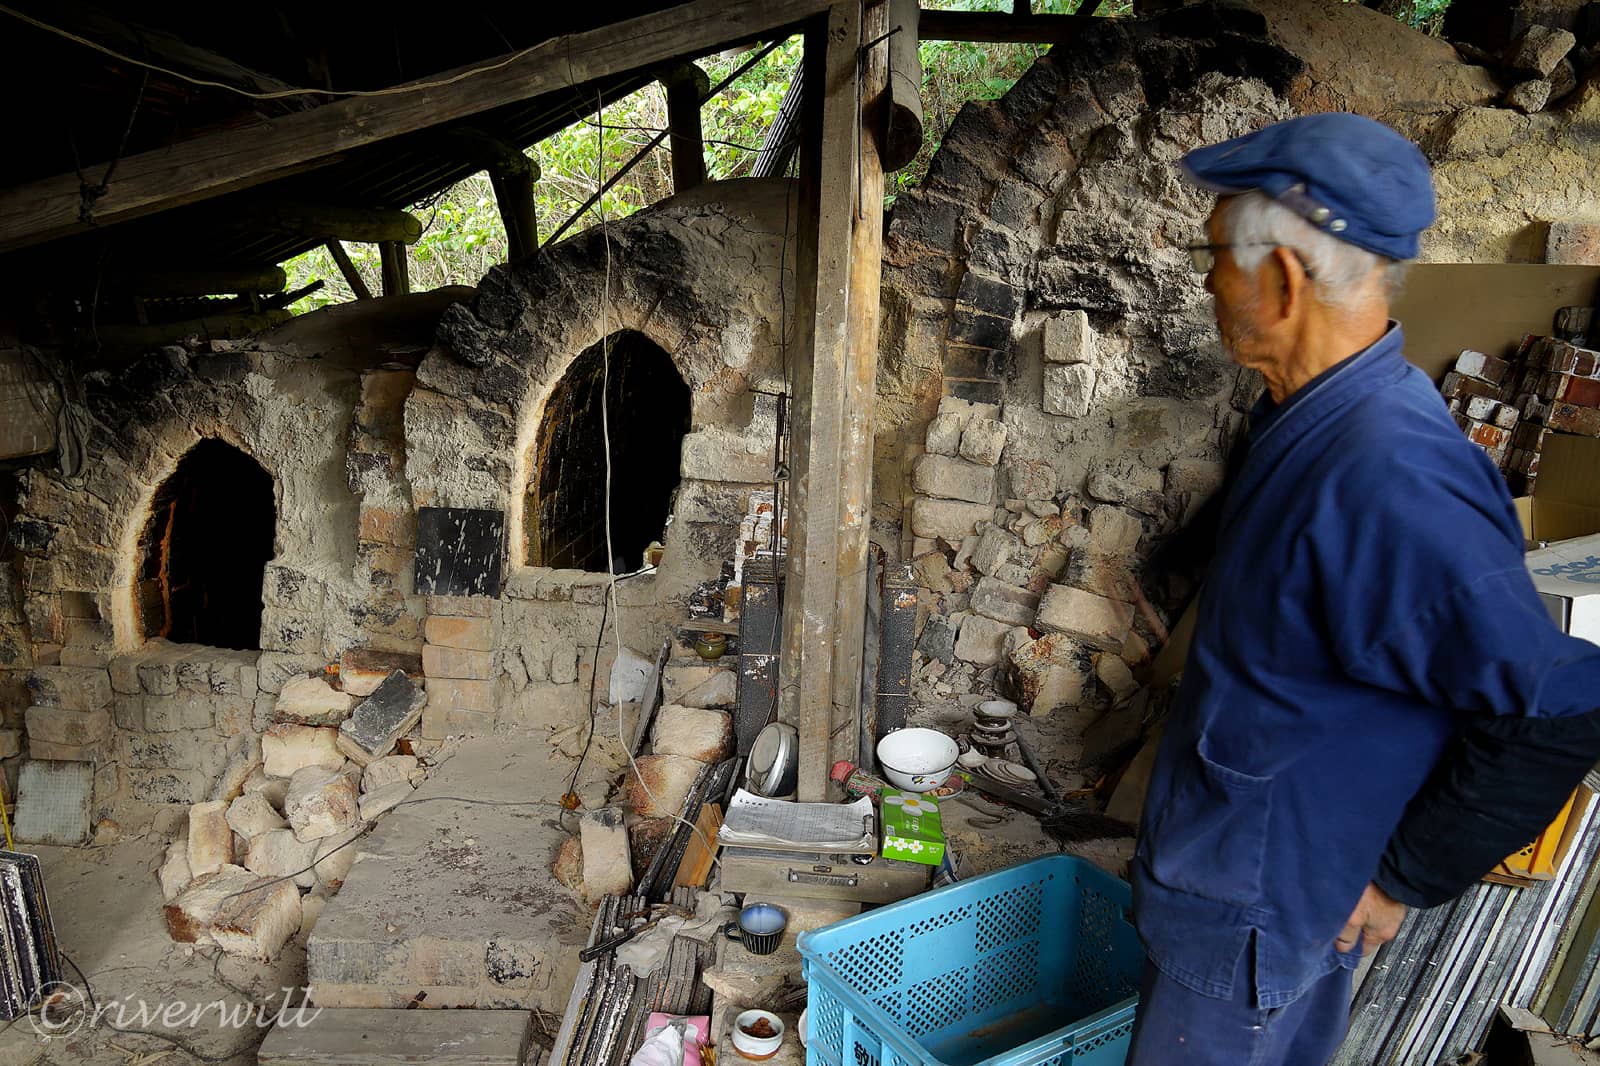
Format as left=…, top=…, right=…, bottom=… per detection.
left=0, top=0, right=835, bottom=254
left=662, top=64, right=710, bottom=192
left=36, top=1, right=318, bottom=111
left=257, top=202, right=422, bottom=244
left=324, top=240, right=373, bottom=300
left=917, top=9, right=1094, bottom=42
left=881, top=0, right=925, bottom=172
left=781, top=1, right=889, bottom=800
left=102, top=266, right=287, bottom=296
left=379, top=241, right=409, bottom=297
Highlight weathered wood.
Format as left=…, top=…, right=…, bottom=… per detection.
left=662, top=64, right=710, bottom=192
left=103, top=266, right=287, bottom=296
left=324, top=241, right=373, bottom=300
left=41, top=1, right=318, bottom=111
left=781, top=1, right=888, bottom=800
left=917, top=9, right=1093, bottom=42
left=449, top=129, right=541, bottom=259
left=488, top=166, right=539, bottom=260
left=0, top=348, right=59, bottom=461
left=671, top=802, right=723, bottom=889
left=752, top=62, right=805, bottom=178
left=0, top=0, right=835, bottom=253
left=256, top=1006, right=531, bottom=1063
left=881, top=0, right=925, bottom=172
left=378, top=242, right=410, bottom=297
left=258, top=203, right=422, bottom=244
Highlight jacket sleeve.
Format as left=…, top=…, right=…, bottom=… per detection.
left=1373, top=697, right=1600, bottom=908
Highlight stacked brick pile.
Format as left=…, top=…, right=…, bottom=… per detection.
left=1442, top=334, right=1600, bottom=494
left=158, top=673, right=429, bottom=961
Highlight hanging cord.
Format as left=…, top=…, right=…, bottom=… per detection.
left=68, top=65, right=149, bottom=225
left=0, top=4, right=593, bottom=103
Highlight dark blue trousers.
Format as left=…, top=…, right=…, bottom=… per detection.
left=1124, top=944, right=1352, bottom=1066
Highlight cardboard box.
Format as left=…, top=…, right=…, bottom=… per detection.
left=880, top=791, right=945, bottom=866
left=1525, top=532, right=1600, bottom=646
left=1515, top=434, right=1600, bottom=547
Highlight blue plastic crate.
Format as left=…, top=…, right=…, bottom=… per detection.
left=797, top=855, right=1143, bottom=1066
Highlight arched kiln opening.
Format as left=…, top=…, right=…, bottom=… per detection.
left=528, top=330, right=691, bottom=573
left=136, top=439, right=276, bottom=651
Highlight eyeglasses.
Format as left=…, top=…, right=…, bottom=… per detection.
left=1186, top=242, right=1316, bottom=278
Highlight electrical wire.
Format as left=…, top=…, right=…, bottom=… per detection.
left=59, top=951, right=248, bottom=1063
left=0, top=4, right=584, bottom=102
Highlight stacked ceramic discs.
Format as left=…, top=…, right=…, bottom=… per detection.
left=971, top=699, right=1017, bottom=755
left=980, top=757, right=1037, bottom=786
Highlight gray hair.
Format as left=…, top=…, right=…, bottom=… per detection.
left=1222, top=191, right=1408, bottom=311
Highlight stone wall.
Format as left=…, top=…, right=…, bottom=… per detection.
left=408, top=178, right=795, bottom=739
left=2, top=182, right=796, bottom=830
left=877, top=0, right=1600, bottom=771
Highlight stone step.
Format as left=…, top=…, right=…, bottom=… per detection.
left=306, top=735, right=590, bottom=1014
left=257, top=1007, right=532, bottom=1064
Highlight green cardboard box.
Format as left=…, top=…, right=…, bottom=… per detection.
left=880, top=790, right=945, bottom=866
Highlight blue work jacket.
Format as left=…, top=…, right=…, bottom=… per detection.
left=1132, top=324, right=1600, bottom=1009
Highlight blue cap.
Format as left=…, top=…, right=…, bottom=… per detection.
left=1180, top=113, right=1436, bottom=261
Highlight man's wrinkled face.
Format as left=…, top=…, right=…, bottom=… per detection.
left=1204, top=202, right=1270, bottom=368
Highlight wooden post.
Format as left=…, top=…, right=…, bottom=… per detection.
left=488, top=164, right=540, bottom=260
left=324, top=241, right=373, bottom=300
left=882, top=0, right=925, bottom=173
left=662, top=64, right=711, bottom=192
left=379, top=241, right=410, bottom=296
left=781, top=0, right=889, bottom=800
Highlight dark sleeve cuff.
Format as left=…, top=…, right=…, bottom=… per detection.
left=1375, top=708, right=1600, bottom=909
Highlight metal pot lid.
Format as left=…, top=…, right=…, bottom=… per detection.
left=748, top=723, right=797, bottom=796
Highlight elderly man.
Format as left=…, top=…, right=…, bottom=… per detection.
left=1127, top=112, right=1600, bottom=1065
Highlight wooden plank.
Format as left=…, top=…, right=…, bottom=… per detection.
left=671, top=802, right=723, bottom=889
left=917, top=9, right=1093, bottom=42
left=830, top=0, right=889, bottom=776
left=780, top=1, right=889, bottom=799
left=0, top=0, right=835, bottom=253
left=255, top=1007, right=530, bottom=1064
left=0, top=348, right=58, bottom=461
left=36, top=1, right=319, bottom=111
left=663, top=64, right=710, bottom=192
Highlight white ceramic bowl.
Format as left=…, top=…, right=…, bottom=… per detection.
left=876, top=728, right=959, bottom=793
left=733, top=1010, right=785, bottom=1061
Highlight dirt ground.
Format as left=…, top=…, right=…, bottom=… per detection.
left=0, top=836, right=304, bottom=1066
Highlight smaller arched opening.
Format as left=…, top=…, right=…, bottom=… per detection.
left=528, top=330, right=691, bottom=573
left=136, top=439, right=276, bottom=651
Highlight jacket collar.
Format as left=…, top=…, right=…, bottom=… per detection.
left=1224, top=323, right=1409, bottom=530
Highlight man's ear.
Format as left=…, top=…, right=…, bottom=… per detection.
left=1269, top=245, right=1310, bottom=323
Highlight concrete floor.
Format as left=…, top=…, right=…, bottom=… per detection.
left=0, top=835, right=300, bottom=1066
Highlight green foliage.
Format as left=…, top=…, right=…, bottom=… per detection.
left=283, top=7, right=1085, bottom=311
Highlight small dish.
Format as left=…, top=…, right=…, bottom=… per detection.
left=733, top=1009, right=785, bottom=1060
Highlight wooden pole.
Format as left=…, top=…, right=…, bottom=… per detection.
left=781, top=0, right=888, bottom=800
left=882, top=0, right=925, bottom=173
left=324, top=240, right=373, bottom=300
left=662, top=64, right=710, bottom=192
left=378, top=241, right=410, bottom=296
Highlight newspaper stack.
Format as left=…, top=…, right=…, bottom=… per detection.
left=718, top=790, right=876, bottom=854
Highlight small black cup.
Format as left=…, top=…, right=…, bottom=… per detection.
left=725, top=902, right=787, bottom=955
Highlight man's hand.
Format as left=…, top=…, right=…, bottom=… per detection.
left=1336, top=882, right=1407, bottom=955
